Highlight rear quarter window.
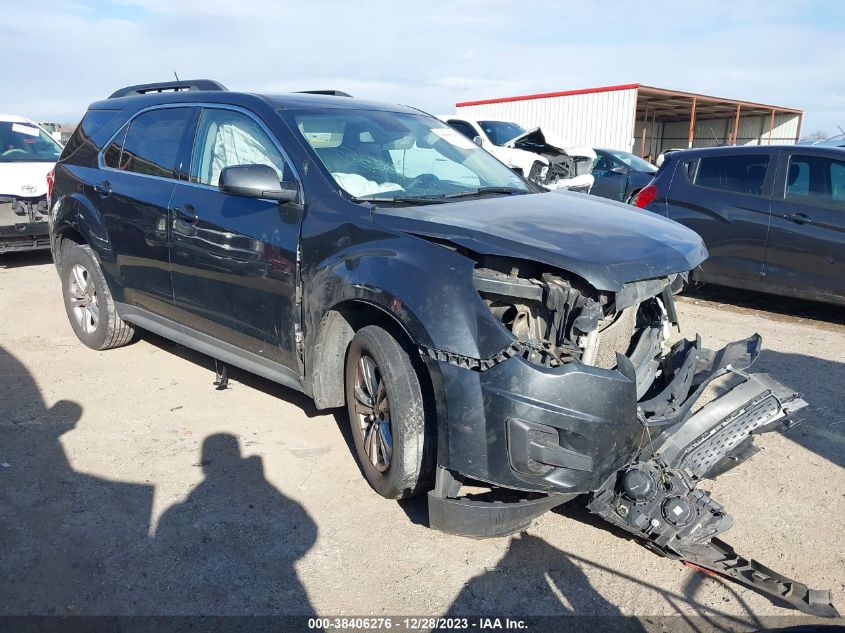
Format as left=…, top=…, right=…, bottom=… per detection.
left=693, top=154, right=769, bottom=197
left=60, top=110, right=120, bottom=163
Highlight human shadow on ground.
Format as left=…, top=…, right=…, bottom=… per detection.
left=0, top=344, right=319, bottom=616
left=443, top=532, right=646, bottom=624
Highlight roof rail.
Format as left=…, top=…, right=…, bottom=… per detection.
left=108, top=79, right=228, bottom=99
left=295, top=90, right=353, bottom=97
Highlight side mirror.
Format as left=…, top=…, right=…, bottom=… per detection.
left=472, top=136, right=484, bottom=146
left=611, top=164, right=629, bottom=175
left=219, top=164, right=298, bottom=203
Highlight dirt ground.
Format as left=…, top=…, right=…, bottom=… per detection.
left=1, top=250, right=843, bottom=628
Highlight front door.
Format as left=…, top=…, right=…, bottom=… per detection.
left=168, top=107, right=302, bottom=370
left=764, top=150, right=845, bottom=299
left=97, top=107, right=195, bottom=317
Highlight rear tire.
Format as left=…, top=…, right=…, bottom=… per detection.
left=344, top=325, right=433, bottom=499
left=61, top=241, right=135, bottom=350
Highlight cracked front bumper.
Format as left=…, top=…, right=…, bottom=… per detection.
left=434, top=334, right=806, bottom=497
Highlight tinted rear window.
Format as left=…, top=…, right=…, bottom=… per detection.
left=112, top=108, right=192, bottom=178
left=694, top=154, right=769, bottom=196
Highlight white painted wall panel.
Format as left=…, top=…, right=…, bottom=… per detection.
left=456, top=89, right=799, bottom=155
left=456, top=88, right=638, bottom=152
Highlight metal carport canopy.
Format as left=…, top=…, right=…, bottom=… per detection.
left=636, top=84, right=803, bottom=146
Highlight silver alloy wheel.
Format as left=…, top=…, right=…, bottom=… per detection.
left=352, top=354, right=393, bottom=472
left=68, top=263, right=100, bottom=335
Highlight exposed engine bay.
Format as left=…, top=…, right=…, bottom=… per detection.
left=471, top=255, right=673, bottom=389
left=513, top=131, right=594, bottom=191
left=505, top=128, right=593, bottom=191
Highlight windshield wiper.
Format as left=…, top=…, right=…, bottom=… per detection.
left=351, top=187, right=527, bottom=206
left=440, top=186, right=528, bottom=198
left=350, top=195, right=450, bottom=205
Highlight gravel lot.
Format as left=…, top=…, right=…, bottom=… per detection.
left=1, top=251, right=843, bottom=627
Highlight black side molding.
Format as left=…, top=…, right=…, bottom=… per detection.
left=109, top=79, right=228, bottom=99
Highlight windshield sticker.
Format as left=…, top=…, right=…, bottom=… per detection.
left=12, top=123, right=40, bottom=136
left=431, top=127, right=476, bottom=150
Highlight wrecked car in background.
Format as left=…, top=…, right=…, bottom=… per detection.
left=441, top=116, right=595, bottom=192
left=1, top=114, right=62, bottom=254
left=49, top=81, right=836, bottom=618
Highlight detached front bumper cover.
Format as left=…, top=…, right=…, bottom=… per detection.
left=587, top=335, right=838, bottom=617
left=430, top=334, right=838, bottom=616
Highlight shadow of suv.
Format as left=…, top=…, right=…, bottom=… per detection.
left=635, top=145, right=845, bottom=306
left=47, top=80, right=836, bottom=617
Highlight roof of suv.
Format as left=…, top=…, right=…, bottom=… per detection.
left=90, top=89, right=421, bottom=116
left=663, top=145, right=845, bottom=160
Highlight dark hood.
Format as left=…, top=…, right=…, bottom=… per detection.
left=372, top=190, right=707, bottom=291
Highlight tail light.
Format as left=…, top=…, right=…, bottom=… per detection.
left=633, top=184, right=657, bottom=208
left=46, top=168, right=56, bottom=204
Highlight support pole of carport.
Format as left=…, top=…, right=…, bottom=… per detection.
left=767, top=109, right=776, bottom=145
left=687, top=97, right=697, bottom=148
left=731, top=104, right=742, bottom=145
left=795, top=112, right=804, bottom=143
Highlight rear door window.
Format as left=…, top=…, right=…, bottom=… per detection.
left=103, top=108, right=193, bottom=178
left=694, top=154, right=770, bottom=197
left=784, top=154, right=845, bottom=209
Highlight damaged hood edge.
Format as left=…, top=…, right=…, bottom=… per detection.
left=373, top=192, right=708, bottom=292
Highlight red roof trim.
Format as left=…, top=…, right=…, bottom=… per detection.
left=455, top=83, right=640, bottom=108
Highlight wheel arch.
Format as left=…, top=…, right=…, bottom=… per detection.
left=51, top=192, right=111, bottom=272
left=309, top=298, right=435, bottom=410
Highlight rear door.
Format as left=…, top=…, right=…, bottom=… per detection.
left=763, top=150, right=845, bottom=299
left=97, top=107, right=195, bottom=316
left=665, top=152, right=774, bottom=282
left=167, top=106, right=302, bottom=370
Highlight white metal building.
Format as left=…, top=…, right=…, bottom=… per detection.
left=454, top=83, right=803, bottom=161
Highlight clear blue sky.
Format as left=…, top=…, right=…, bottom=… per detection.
left=4, top=0, right=843, bottom=138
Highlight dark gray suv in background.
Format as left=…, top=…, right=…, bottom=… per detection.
left=636, top=145, right=845, bottom=305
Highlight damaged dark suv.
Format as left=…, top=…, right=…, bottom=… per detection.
left=49, top=80, right=836, bottom=617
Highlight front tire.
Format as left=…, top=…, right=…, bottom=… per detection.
left=344, top=325, right=432, bottom=499
left=61, top=242, right=135, bottom=350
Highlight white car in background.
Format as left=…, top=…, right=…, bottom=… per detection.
left=0, top=113, right=62, bottom=254
left=440, top=116, right=596, bottom=192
